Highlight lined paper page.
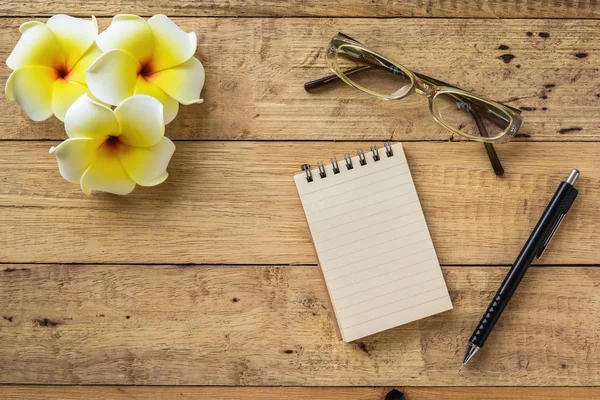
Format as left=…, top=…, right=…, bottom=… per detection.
left=294, top=144, right=452, bottom=342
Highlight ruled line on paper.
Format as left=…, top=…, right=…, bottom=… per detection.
left=306, top=191, right=418, bottom=228
left=334, top=271, right=445, bottom=312
left=306, top=191, right=419, bottom=228
left=305, top=178, right=413, bottom=215
left=337, top=284, right=449, bottom=323
left=325, top=247, right=436, bottom=289
left=318, top=227, right=429, bottom=263
left=315, top=218, right=425, bottom=254
left=339, top=284, right=449, bottom=322
left=327, top=251, right=438, bottom=291
left=330, top=256, right=438, bottom=296
left=310, top=198, right=420, bottom=235
left=311, top=203, right=423, bottom=245
left=324, top=245, right=436, bottom=287
left=323, top=237, right=432, bottom=274
left=342, top=295, right=450, bottom=330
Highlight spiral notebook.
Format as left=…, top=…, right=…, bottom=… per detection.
left=294, top=143, right=452, bottom=342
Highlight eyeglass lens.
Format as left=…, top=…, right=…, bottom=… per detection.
left=432, top=93, right=511, bottom=141
left=335, top=45, right=413, bottom=99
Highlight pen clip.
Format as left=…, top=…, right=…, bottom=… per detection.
left=536, top=184, right=579, bottom=259
left=536, top=213, right=566, bottom=259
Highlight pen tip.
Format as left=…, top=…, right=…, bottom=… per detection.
left=459, top=363, right=464, bottom=373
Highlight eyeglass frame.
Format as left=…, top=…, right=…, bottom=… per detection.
left=305, top=33, right=525, bottom=175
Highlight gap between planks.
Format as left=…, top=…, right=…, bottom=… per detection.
left=1, top=0, right=600, bottom=18
left=1, top=386, right=599, bottom=400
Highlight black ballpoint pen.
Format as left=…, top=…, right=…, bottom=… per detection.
left=460, top=169, right=580, bottom=371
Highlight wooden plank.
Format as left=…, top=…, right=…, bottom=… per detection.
left=0, top=264, right=598, bottom=385
left=2, top=18, right=600, bottom=141
left=1, top=141, right=599, bottom=265
left=2, top=386, right=599, bottom=400
left=2, top=1, right=600, bottom=18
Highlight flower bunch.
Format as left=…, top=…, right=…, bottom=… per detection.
left=6, top=14, right=204, bottom=195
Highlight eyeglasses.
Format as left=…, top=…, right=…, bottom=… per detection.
left=305, top=33, right=524, bottom=175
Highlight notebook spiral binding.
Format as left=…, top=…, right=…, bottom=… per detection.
left=301, top=142, right=394, bottom=183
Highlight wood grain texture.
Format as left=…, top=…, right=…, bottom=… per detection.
left=1, top=0, right=600, bottom=18
left=1, top=141, right=598, bottom=265
left=1, top=264, right=599, bottom=385
left=1, top=3, right=599, bottom=391
left=2, top=18, right=600, bottom=141
left=2, top=386, right=599, bottom=400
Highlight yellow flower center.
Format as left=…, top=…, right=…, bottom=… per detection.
left=103, top=135, right=122, bottom=153
left=55, top=63, right=70, bottom=80
left=138, top=62, right=155, bottom=79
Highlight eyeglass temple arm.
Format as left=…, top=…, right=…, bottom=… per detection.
left=304, top=67, right=522, bottom=115
left=470, top=109, right=505, bottom=176
left=304, top=66, right=370, bottom=91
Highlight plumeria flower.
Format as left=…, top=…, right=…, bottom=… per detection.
left=50, top=94, right=175, bottom=195
left=5, top=15, right=101, bottom=121
left=87, top=14, right=205, bottom=124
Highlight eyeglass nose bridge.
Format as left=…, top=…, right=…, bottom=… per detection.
left=412, top=76, right=438, bottom=97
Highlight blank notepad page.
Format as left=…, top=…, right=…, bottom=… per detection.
left=294, top=143, right=452, bottom=342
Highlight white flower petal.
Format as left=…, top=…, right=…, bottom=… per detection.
left=119, top=137, right=175, bottom=186
left=49, top=137, right=103, bottom=184
left=52, top=79, right=88, bottom=122
left=80, top=143, right=136, bottom=195
left=65, top=94, right=119, bottom=139
left=134, top=76, right=179, bottom=124
left=114, top=95, right=165, bottom=147
left=46, top=15, right=98, bottom=70
left=6, top=21, right=64, bottom=70
left=147, top=57, right=205, bottom=105
left=86, top=49, right=139, bottom=106
left=147, top=14, right=196, bottom=72
left=5, top=66, right=56, bottom=121
left=64, top=44, right=102, bottom=85
left=96, top=14, right=154, bottom=64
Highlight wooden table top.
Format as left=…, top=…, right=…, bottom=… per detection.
left=1, top=2, right=599, bottom=399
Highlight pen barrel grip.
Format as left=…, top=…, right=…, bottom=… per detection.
left=469, top=289, right=512, bottom=347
